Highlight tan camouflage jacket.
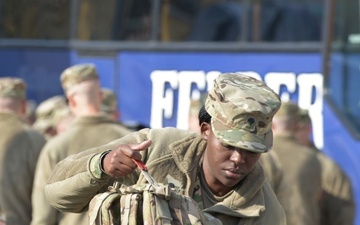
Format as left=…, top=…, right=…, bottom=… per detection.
left=31, top=115, right=132, bottom=225
left=0, top=113, right=46, bottom=225
left=46, top=127, right=286, bottom=225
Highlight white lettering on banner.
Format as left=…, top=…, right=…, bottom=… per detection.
left=176, top=71, right=207, bottom=129
left=150, top=70, right=178, bottom=128
left=205, top=71, right=221, bottom=92
left=265, top=72, right=297, bottom=102
left=150, top=70, right=324, bottom=149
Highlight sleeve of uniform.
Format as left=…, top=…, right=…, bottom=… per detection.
left=31, top=144, right=58, bottom=225
left=45, top=129, right=151, bottom=213
left=27, top=131, right=47, bottom=224
left=26, top=130, right=46, bottom=178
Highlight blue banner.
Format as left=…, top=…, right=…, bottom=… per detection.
left=117, top=51, right=322, bottom=129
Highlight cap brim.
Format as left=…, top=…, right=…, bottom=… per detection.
left=211, top=118, right=273, bottom=153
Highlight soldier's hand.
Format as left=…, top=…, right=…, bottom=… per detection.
left=102, top=140, right=152, bottom=178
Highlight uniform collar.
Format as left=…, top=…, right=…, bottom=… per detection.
left=72, top=115, right=114, bottom=126
left=204, top=163, right=266, bottom=217
left=170, top=134, right=206, bottom=174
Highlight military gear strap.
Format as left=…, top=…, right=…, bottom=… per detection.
left=88, top=160, right=223, bottom=225
left=89, top=191, right=120, bottom=225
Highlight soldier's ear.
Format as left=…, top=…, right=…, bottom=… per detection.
left=67, top=95, right=76, bottom=108
left=20, top=99, right=27, bottom=115
left=200, top=122, right=210, bottom=140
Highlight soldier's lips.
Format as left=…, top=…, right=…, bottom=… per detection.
left=224, top=168, right=243, bottom=176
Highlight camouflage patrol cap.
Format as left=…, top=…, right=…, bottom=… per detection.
left=33, top=95, right=68, bottom=131
left=60, top=63, right=99, bottom=93
left=101, top=88, right=117, bottom=113
left=52, top=105, right=72, bottom=126
left=205, top=73, right=281, bottom=153
left=0, top=77, right=26, bottom=100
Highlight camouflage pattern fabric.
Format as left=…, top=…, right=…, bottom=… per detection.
left=0, top=77, right=26, bottom=100
left=205, top=73, right=281, bottom=153
left=89, top=181, right=223, bottom=225
left=60, top=63, right=99, bottom=93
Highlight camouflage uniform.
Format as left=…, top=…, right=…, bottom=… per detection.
left=0, top=77, right=46, bottom=225
left=31, top=64, right=132, bottom=225
left=47, top=127, right=287, bottom=225
left=272, top=101, right=322, bottom=225
left=45, top=73, right=286, bottom=225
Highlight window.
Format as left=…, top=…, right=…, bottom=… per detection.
left=0, top=0, right=324, bottom=42
left=325, top=0, right=360, bottom=137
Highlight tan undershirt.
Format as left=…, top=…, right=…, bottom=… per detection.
left=199, top=169, right=234, bottom=209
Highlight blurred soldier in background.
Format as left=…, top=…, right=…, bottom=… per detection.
left=296, top=109, right=356, bottom=225
left=32, top=95, right=68, bottom=139
left=0, top=77, right=46, bottom=225
left=31, top=64, right=132, bottom=225
left=24, top=99, right=37, bottom=125
left=100, top=87, right=120, bottom=121
left=272, top=101, right=322, bottom=225
left=258, top=147, right=288, bottom=199
left=188, top=93, right=207, bottom=133
left=52, top=104, right=74, bottom=135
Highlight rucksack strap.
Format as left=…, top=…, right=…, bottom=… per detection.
left=154, top=194, right=172, bottom=224
left=89, top=191, right=119, bottom=225
left=121, top=193, right=142, bottom=225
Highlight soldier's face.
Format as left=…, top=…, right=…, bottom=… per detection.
left=201, top=123, right=261, bottom=196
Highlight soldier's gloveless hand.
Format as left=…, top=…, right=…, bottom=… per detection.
left=102, top=140, right=152, bottom=178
